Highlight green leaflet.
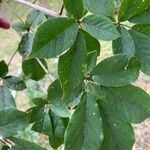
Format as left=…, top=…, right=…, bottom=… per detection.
left=63, top=82, right=84, bottom=105
left=47, top=79, right=62, bottom=100
left=32, top=111, right=53, bottom=135
left=0, top=108, right=29, bottom=137
left=12, top=22, right=27, bottom=33
left=49, top=111, right=66, bottom=149
left=49, top=99, right=70, bottom=118
left=25, top=10, right=46, bottom=29
left=58, top=32, right=87, bottom=98
left=129, top=29, right=150, bottom=75
left=82, top=15, right=120, bottom=41
left=65, top=92, right=103, bottom=150
left=4, top=76, right=26, bottom=91
left=98, top=99, right=135, bottom=150
left=1, top=145, right=7, bottom=150
left=0, top=60, right=8, bottom=78
left=10, top=137, right=46, bottom=150
left=29, top=17, right=78, bottom=59
left=112, top=26, right=135, bottom=58
left=47, top=79, right=71, bottom=118
left=47, top=78, right=83, bottom=108
left=86, top=50, right=97, bottom=73
left=22, top=58, right=47, bottom=81
left=132, top=24, right=150, bottom=37
left=63, top=0, right=84, bottom=19
left=68, top=93, right=82, bottom=109
left=80, top=29, right=100, bottom=73
left=86, top=82, right=104, bottom=100
left=30, top=106, right=67, bottom=148
left=83, top=0, right=115, bottom=16
left=101, top=85, right=150, bottom=123
left=129, top=9, right=150, bottom=24
left=118, top=0, right=150, bottom=21
left=81, top=29, right=100, bottom=55
left=0, top=85, right=16, bottom=109
left=31, top=97, right=48, bottom=106
left=28, top=106, right=45, bottom=123
left=17, top=32, right=33, bottom=58
left=90, top=55, right=140, bottom=87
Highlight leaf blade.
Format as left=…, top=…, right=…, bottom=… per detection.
left=82, top=15, right=120, bottom=41
left=98, top=99, right=135, bottom=150
left=129, top=29, right=150, bottom=75
left=22, top=58, right=47, bottom=81
left=63, top=0, right=84, bottom=19
left=83, top=0, right=115, bottom=16
left=4, top=76, right=26, bottom=91
left=65, top=93, right=103, bottom=150
left=29, top=17, right=78, bottom=59
left=91, top=55, right=140, bottom=87
left=0, top=85, right=16, bottom=109
left=0, top=60, right=8, bottom=78
left=58, top=31, right=87, bottom=98
left=0, top=108, right=29, bottom=137
left=101, top=85, right=150, bottom=123
left=10, top=137, right=46, bottom=150
left=112, top=26, right=135, bottom=58
left=118, top=0, right=150, bottom=21
left=47, top=79, right=71, bottom=118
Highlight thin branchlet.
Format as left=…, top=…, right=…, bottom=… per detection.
left=13, top=0, right=60, bottom=17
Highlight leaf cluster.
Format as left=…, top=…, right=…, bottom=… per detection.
left=0, top=0, right=150, bottom=149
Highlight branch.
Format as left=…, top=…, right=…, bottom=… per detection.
left=0, top=137, right=15, bottom=149
left=59, top=4, right=64, bottom=15
left=13, top=0, right=60, bottom=17
left=114, top=22, right=132, bottom=29
left=36, top=58, right=54, bottom=82
left=8, top=49, right=18, bottom=66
